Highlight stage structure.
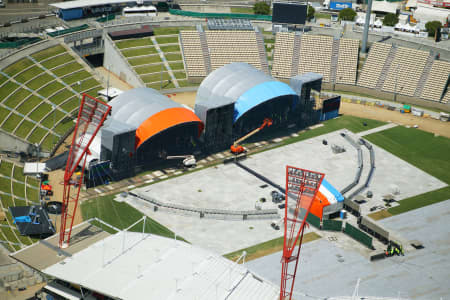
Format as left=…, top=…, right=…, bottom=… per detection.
left=280, top=166, right=324, bottom=300
left=60, top=94, right=111, bottom=248
left=195, top=63, right=313, bottom=153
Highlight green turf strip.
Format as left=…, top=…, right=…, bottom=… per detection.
left=40, top=109, right=65, bottom=129
left=116, top=38, right=153, bottom=49
left=0, top=178, right=11, bottom=195
left=134, top=64, right=165, bottom=75
left=52, top=61, right=83, bottom=77
left=0, top=74, right=8, bottom=85
left=12, top=166, right=24, bottom=182
left=1, top=114, right=21, bottom=133
left=122, top=47, right=157, bottom=57
left=49, top=89, right=76, bottom=105
left=168, top=62, right=184, bottom=70
left=173, top=72, right=186, bottom=79
left=4, top=88, right=31, bottom=109
left=0, top=227, right=20, bottom=246
left=0, top=109, right=10, bottom=124
left=0, top=161, right=13, bottom=177
left=60, top=98, right=79, bottom=113
left=31, top=45, right=66, bottom=61
left=28, top=103, right=51, bottom=122
left=14, top=120, right=34, bottom=139
left=27, top=73, right=53, bottom=91
left=62, top=70, right=91, bottom=85
left=128, top=55, right=162, bottom=66
left=16, top=95, right=42, bottom=115
left=0, top=81, right=20, bottom=101
left=54, top=118, right=75, bottom=135
left=164, top=53, right=182, bottom=61
left=153, top=27, right=194, bottom=35
left=26, top=177, right=40, bottom=188
left=81, top=194, right=184, bottom=240
left=27, top=126, right=46, bottom=144
left=38, top=81, right=64, bottom=98
left=14, top=66, right=43, bottom=84
left=40, top=133, right=59, bottom=151
left=160, top=45, right=180, bottom=53
left=141, top=72, right=171, bottom=83
left=0, top=194, right=13, bottom=208
left=26, top=185, right=39, bottom=202
left=3, top=58, right=34, bottom=77
left=41, top=53, right=74, bottom=70
left=72, top=78, right=99, bottom=92
left=12, top=182, right=25, bottom=198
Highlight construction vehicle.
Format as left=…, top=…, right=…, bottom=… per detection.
left=230, top=118, right=273, bottom=154
left=166, top=155, right=196, bottom=168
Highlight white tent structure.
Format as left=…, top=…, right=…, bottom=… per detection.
left=413, top=4, right=450, bottom=24
left=371, top=1, right=400, bottom=13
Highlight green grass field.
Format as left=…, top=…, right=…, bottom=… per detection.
left=173, top=71, right=186, bottom=80
left=26, top=185, right=39, bottom=202
left=3, top=58, right=34, bottom=77
left=40, top=109, right=65, bottom=129
left=12, top=166, right=24, bottom=182
left=128, top=55, right=162, bottom=66
left=41, top=133, right=59, bottom=151
left=80, top=194, right=183, bottom=239
left=160, top=45, right=180, bottom=53
left=14, top=66, right=43, bottom=84
left=60, top=98, right=79, bottom=113
left=0, top=161, right=13, bottom=176
left=365, top=126, right=450, bottom=215
left=141, top=72, right=171, bottom=83
left=0, top=109, right=9, bottom=124
left=4, top=88, right=31, bottom=109
left=168, top=62, right=184, bottom=70
left=12, top=182, right=25, bottom=198
left=1, top=114, right=21, bottom=133
left=52, top=62, right=83, bottom=77
left=164, top=53, right=182, bottom=61
left=0, top=81, right=20, bottom=101
left=16, top=95, right=42, bottom=115
left=54, top=117, right=75, bottom=135
left=14, top=120, right=34, bottom=139
left=116, top=38, right=153, bottom=49
left=38, top=81, right=65, bottom=98
left=155, top=36, right=178, bottom=44
left=122, top=46, right=157, bottom=57
left=31, top=45, right=66, bottom=62
left=134, top=63, right=165, bottom=75
left=72, top=78, right=99, bottom=92
left=62, top=70, right=91, bottom=86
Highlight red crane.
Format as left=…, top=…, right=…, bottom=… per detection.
left=230, top=118, right=273, bottom=154
left=280, top=166, right=324, bottom=300
left=59, top=93, right=111, bottom=248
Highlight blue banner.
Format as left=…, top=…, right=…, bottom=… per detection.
left=330, top=1, right=352, bottom=10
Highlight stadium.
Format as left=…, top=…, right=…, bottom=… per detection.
left=0, top=0, right=449, bottom=299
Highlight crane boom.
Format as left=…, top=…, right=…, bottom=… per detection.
left=231, top=118, right=272, bottom=154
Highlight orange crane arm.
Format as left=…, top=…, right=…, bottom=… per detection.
left=233, top=118, right=273, bottom=147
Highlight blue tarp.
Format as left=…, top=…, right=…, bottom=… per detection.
left=59, top=8, right=83, bottom=21
left=321, top=179, right=344, bottom=202
left=13, top=216, right=31, bottom=224
left=234, top=81, right=298, bottom=122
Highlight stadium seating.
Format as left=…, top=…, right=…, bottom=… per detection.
left=335, top=38, right=359, bottom=85
left=180, top=31, right=207, bottom=77
left=0, top=45, right=103, bottom=152
left=420, top=60, right=450, bottom=103
left=381, top=47, right=430, bottom=97
left=357, top=43, right=392, bottom=89
left=271, top=32, right=295, bottom=79
left=205, top=30, right=264, bottom=71
left=0, top=158, right=40, bottom=252
left=442, top=89, right=450, bottom=104
left=298, top=35, right=334, bottom=83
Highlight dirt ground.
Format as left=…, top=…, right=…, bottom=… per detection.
left=96, top=67, right=133, bottom=92
left=169, top=91, right=450, bottom=138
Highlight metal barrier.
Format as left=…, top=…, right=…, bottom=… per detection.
left=322, top=219, right=342, bottom=231
left=47, top=24, right=89, bottom=37
left=306, top=213, right=321, bottom=228
left=344, top=222, right=373, bottom=249
left=340, top=133, right=363, bottom=195
left=359, top=216, right=389, bottom=244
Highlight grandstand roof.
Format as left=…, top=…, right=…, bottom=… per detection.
left=106, top=88, right=203, bottom=148
left=43, top=231, right=279, bottom=300
left=50, top=0, right=137, bottom=10
left=195, top=63, right=298, bottom=123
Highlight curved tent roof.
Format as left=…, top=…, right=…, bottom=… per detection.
left=195, top=63, right=298, bottom=123
left=107, top=88, right=203, bottom=148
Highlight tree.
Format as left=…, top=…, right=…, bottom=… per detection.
left=425, top=21, right=442, bottom=37
left=338, top=8, right=356, bottom=21
left=383, top=13, right=399, bottom=26
left=253, top=1, right=270, bottom=15
left=307, top=5, right=315, bottom=21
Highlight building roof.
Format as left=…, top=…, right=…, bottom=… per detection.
left=50, top=0, right=137, bottom=10
left=43, top=231, right=279, bottom=300
left=195, top=63, right=297, bottom=123
left=105, top=88, right=202, bottom=149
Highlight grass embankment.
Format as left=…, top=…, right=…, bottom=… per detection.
left=80, top=194, right=187, bottom=241
left=224, top=232, right=321, bottom=262
left=365, top=126, right=450, bottom=216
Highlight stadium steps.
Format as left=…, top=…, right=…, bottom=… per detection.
left=330, top=39, right=340, bottom=85
left=414, top=53, right=435, bottom=98
left=375, top=46, right=397, bottom=90
left=198, top=31, right=212, bottom=74
left=255, top=31, right=270, bottom=74
left=290, top=34, right=301, bottom=77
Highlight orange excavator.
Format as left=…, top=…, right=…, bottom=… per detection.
left=230, top=118, right=273, bottom=154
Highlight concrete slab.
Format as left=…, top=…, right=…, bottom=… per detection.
left=247, top=200, right=450, bottom=299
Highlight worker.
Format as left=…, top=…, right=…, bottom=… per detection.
left=390, top=247, right=394, bottom=256
left=400, top=245, right=404, bottom=256
left=395, top=247, right=400, bottom=256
